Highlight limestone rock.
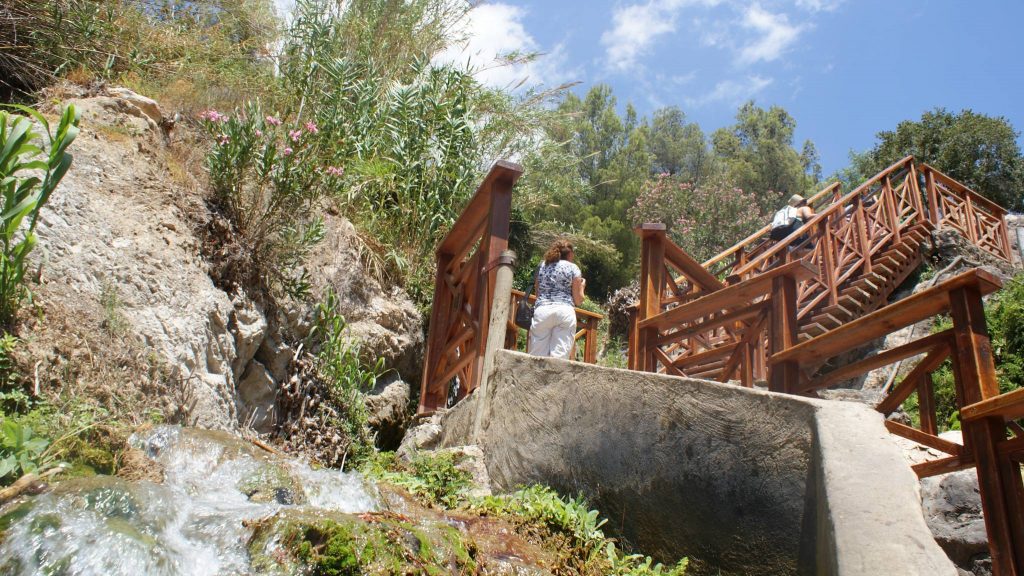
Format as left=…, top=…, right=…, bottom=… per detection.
left=230, top=297, right=267, bottom=378
left=397, top=412, right=444, bottom=461
left=364, top=376, right=411, bottom=450
left=30, top=90, right=241, bottom=429
left=303, top=215, right=424, bottom=383
left=236, top=361, right=277, bottom=433
left=441, top=445, right=492, bottom=498
left=255, top=331, right=293, bottom=383
left=105, top=87, right=163, bottom=126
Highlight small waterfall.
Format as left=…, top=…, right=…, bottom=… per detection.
left=0, top=426, right=377, bottom=575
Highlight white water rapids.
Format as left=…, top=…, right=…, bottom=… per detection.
left=0, top=426, right=377, bottom=575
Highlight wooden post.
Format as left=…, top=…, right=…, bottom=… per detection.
left=925, top=168, right=941, bottom=224
left=584, top=317, right=598, bottom=363
left=466, top=176, right=514, bottom=398
left=908, top=162, right=926, bottom=223
left=884, top=175, right=901, bottom=244
left=949, top=286, right=1024, bottom=575
left=821, top=214, right=839, bottom=306
left=917, top=373, right=938, bottom=437
left=635, top=224, right=667, bottom=372
left=768, top=272, right=799, bottom=394
left=472, top=250, right=516, bottom=442
left=855, top=195, right=873, bottom=275
left=627, top=306, right=639, bottom=370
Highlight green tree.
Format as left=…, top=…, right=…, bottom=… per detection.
left=863, top=108, right=1024, bottom=210
left=648, top=106, right=711, bottom=184
left=711, top=101, right=810, bottom=212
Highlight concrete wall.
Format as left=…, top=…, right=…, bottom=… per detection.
left=439, top=351, right=955, bottom=576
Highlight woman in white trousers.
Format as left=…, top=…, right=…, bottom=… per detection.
left=528, top=239, right=586, bottom=359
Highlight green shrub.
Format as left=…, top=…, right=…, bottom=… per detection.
left=364, top=450, right=472, bottom=509
left=0, top=419, right=50, bottom=482
left=0, top=104, right=80, bottom=328
left=474, top=485, right=688, bottom=576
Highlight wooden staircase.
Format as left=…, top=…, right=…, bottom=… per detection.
left=630, top=156, right=1013, bottom=383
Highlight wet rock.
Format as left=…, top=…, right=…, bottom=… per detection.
left=117, top=448, right=164, bottom=483
left=364, top=375, right=411, bottom=450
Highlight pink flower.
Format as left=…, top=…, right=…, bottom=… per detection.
left=218, top=134, right=230, bottom=146
left=305, top=121, right=319, bottom=134
left=289, top=130, right=302, bottom=142
left=325, top=166, right=345, bottom=177
left=283, top=147, right=293, bottom=156
left=199, top=109, right=227, bottom=123
left=255, top=129, right=263, bottom=138
left=266, top=116, right=282, bottom=126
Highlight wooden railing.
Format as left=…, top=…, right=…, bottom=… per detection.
left=922, top=163, right=1013, bottom=262
left=630, top=227, right=816, bottom=387
left=708, top=156, right=927, bottom=322
left=418, top=161, right=523, bottom=414
left=769, top=268, right=1023, bottom=574
left=506, top=290, right=603, bottom=363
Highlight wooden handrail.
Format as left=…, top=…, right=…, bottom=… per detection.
left=640, top=261, right=816, bottom=331
left=961, top=386, right=1024, bottom=422
left=734, top=156, right=918, bottom=277
left=920, top=163, right=1012, bottom=262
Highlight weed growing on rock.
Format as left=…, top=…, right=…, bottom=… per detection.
left=279, top=289, right=385, bottom=469
left=364, top=451, right=472, bottom=509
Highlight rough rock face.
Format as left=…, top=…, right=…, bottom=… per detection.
left=921, top=469, right=990, bottom=573
left=303, top=215, right=424, bottom=383
left=30, top=86, right=423, bottom=432
left=34, top=88, right=243, bottom=429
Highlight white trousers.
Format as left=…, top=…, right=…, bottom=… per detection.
left=528, top=304, right=577, bottom=359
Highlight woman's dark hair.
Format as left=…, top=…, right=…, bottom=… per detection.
left=542, top=239, right=573, bottom=264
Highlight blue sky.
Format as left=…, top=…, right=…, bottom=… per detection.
left=436, top=0, right=1024, bottom=176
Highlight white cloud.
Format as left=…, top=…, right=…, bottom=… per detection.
left=794, top=0, right=843, bottom=12
left=433, top=3, right=571, bottom=89
left=601, top=0, right=720, bottom=72
left=684, top=75, right=773, bottom=107
left=737, top=4, right=803, bottom=65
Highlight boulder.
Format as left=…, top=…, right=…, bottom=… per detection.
left=303, top=215, right=424, bottom=383
left=236, top=361, right=277, bottom=433
left=364, top=375, right=412, bottom=450
left=921, top=469, right=990, bottom=569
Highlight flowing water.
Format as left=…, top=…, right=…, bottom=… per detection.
left=0, top=426, right=377, bottom=575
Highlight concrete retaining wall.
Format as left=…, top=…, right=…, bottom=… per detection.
left=439, top=351, right=954, bottom=576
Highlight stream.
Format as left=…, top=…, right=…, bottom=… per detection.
left=0, top=426, right=377, bottom=575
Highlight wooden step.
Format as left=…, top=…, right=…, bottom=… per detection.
left=808, top=311, right=845, bottom=330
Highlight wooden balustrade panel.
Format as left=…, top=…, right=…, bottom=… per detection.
left=923, top=164, right=1012, bottom=262
left=419, top=162, right=522, bottom=414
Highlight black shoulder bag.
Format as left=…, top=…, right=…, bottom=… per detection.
left=514, top=266, right=540, bottom=330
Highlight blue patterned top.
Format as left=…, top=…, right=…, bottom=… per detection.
left=535, top=260, right=581, bottom=308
